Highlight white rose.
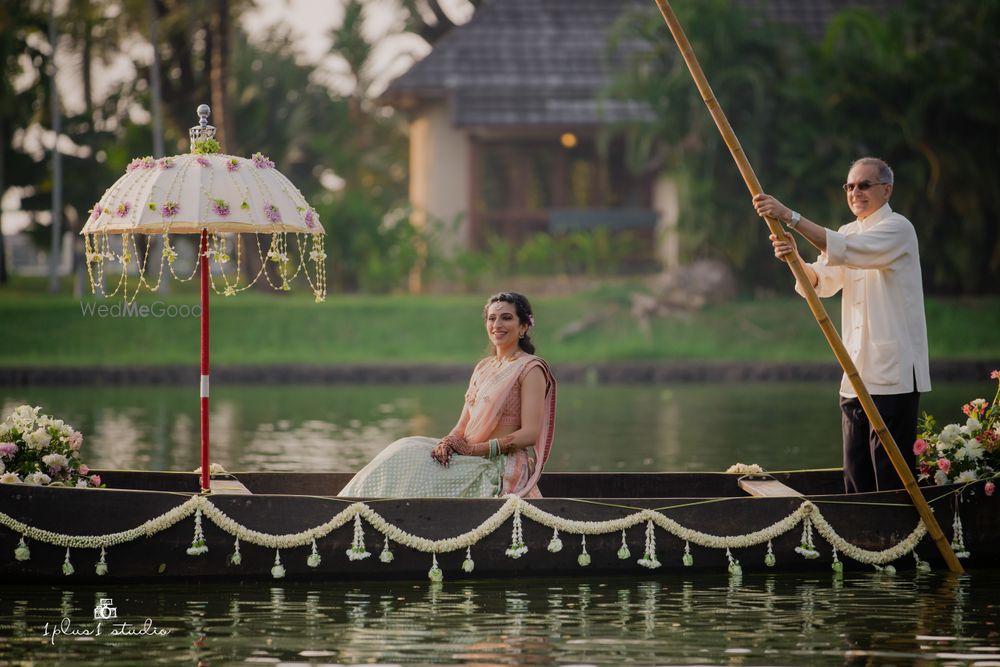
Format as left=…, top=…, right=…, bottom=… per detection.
left=955, top=469, right=978, bottom=484
left=42, top=453, right=68, bottom=470
left=23, top=471, right=52, bottom=486
left=933, top=470, right=951, bottom=486
left=939, top=424, right=961, bottom=444
left=24, top=428, right=51, bottom=450
left=966, top=417, right=981, bottom=432
left=961, top=438, right=984, bottom=461
left=75, top=479, right=89, bottom=488
left=0, top=472, right=21, bottom=484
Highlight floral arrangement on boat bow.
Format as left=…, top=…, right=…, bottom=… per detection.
left=0, top=406, right=100, bottom=487
left=914, top=370, right=1000, bottom=493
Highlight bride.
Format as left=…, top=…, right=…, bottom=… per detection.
left=337, top=292, right=556, bottom=499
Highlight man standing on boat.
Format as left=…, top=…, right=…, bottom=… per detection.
left=752, top=157, right=931, bottom=493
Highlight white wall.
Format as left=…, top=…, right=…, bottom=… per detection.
left=653, top=175, right=679, bottom=271
left=409, top=102, right=470, bottom=255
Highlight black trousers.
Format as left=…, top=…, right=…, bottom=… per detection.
left=840, top=389, right=920, bottom=493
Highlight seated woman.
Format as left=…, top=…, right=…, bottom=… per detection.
left=337, top=292, right=556, bottom=499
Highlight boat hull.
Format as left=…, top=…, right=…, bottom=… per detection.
left=0, top=470, right=993, bottom=581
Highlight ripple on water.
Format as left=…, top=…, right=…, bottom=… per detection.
left=1, top=571, right=998, bottom=665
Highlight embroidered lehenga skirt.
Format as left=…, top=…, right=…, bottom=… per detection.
left=337, top=436, right=507, bottom=498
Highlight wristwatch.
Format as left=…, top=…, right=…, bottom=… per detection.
left=787, top=210, right=801, bottom=229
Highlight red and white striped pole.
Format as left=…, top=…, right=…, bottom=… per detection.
left=199, top=228, right=211, bottom=492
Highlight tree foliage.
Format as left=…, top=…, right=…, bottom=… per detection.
left=612, top=0, right=1000, bottom=294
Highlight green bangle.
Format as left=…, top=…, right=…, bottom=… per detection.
left=489, top=438, right=499, bottom=459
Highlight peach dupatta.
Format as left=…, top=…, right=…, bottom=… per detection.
left=462, top=354, right=557, bottom=498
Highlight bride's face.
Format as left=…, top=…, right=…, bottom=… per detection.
left=485, top=301, right=525, bottom=353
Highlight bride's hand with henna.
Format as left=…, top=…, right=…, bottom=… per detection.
left=431, top=438, right=453, bottom=467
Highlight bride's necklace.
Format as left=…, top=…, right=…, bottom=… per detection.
left=490, top=350, right=521, bottom=369
left=468, top=351, right=521, bottom=405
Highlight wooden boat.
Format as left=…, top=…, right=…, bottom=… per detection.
left=1, top=469, right=993, bottom=582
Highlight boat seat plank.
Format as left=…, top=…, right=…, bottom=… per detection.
left=210, top=478, right=253, bottom=495
left=739, top=476, right=802, bottom=498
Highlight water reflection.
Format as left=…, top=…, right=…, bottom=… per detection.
left=1, top=382, right=984, bottom=473
left=2, top=572, right=1000, bottom=664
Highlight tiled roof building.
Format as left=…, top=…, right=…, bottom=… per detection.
left=383, top=0, right=899, bottom=276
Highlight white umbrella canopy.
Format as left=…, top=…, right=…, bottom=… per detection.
left=80, top=105, right=328, bottom=492
left=80, top=151, right=322, bottom=235
left=81, top=104, right=326, bottom=301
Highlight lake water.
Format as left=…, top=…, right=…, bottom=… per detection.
left=2, top=381, right=998, bottom=665
left=2, top=573, right=999, bottom=665
left=0, top=381, right=987, bottom=473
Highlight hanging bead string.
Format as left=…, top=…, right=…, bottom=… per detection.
left=83, top=151, right=324, bottom=299
left=795, top=516, right=820, bottom=559
left=295, top=234, right=327, bottom=302
left=951, top=497, right=970, bottom=559
left=637, top=520, right=660, bottom=569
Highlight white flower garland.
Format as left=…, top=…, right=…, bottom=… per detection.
left=0, top=493, right=943, bottom=576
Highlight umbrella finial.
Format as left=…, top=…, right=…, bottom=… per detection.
left=189, top=104, right=218, bottom=153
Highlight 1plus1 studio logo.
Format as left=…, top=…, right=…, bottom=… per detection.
left=41, top=597, right=172, bottom=644
left=93, top=598, right=117, bottom=620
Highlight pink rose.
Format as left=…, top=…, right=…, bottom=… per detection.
left=90, top=474, right=102, bottom=487
left=79, top=465, right=89, bottom=476
left=937, top=458, right=951, bottom=473
left=986, top=481, right=995, bottom=497
left=913, top=439, right=928, bottom=456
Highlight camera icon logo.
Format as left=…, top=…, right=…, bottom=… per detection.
left=93, top=598, right=117, bottom=620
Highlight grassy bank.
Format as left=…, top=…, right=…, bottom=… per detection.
left=1, top=281, right=998, bottom=366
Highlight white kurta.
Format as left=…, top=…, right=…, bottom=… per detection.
left=795, top=203, right=931, bottom=397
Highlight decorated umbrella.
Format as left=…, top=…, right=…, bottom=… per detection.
left=81, top=104, right=327, bottom=492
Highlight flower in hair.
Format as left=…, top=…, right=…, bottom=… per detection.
left=528, top=315, right=535, bottom=327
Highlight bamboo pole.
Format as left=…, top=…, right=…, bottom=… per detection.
left=651, top=0, right=963, bottom=574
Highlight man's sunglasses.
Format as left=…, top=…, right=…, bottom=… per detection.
left=842, top=180, right=889, bottom=192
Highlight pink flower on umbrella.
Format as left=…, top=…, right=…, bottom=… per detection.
left=196, top=156, right=211, bottom=168
left=913, top=439, right=928, bottom=456
left=212, top=199, right=231, bottom=217
left=140, top=156, right=156, bottom=170
left=263, top=203, right=282, bottom=224
left=252, top=152, right=274, bottom=169
left=161, top=201, right=180, bottom=218
left=304, top=209, right=317, bottom=229
left=116, top=202, right=131, bottom=217
left=89, top=203, right=103, bottom=221
left=127, top=157, right=143, bottom=172
left=226, top=158, right=240, bottom=172
left=986, top=481, right=995, bottom=496
left=937, top=458, right=951, bottom=473
left=158, top=157, right=175, bottom=169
